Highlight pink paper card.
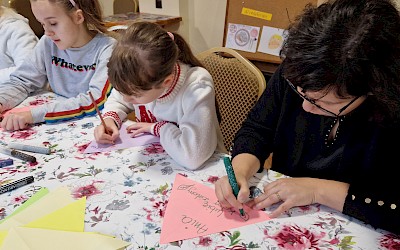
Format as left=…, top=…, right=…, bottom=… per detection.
left=160, top=174, right=270, bottom=244
left=84, top=124, right=160, bottom=153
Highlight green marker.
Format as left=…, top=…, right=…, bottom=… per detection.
left=223, top=156, right=244, bottom=216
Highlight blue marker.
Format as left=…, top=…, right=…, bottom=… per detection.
left=0, top=158, right=13, bottom=168
left=223, top=156, right=244, bottom=216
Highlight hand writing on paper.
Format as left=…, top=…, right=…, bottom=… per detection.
left=215, top=175, right=251, bottom=214
left=177, top=183, right=250, bottom=221
left=0, top=111, right=33, bottom=131
left=126, top=122, right=154, bottom=137
left=94, top=118, right=119, bottom=144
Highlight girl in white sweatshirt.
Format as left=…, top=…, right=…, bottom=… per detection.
left=0, top=6, right=38, bottom=84
left=95, top=22, right=226, bottom=170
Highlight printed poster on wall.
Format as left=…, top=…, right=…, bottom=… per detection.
left=257, top=26, right=287, bottom=56
left=225, top=23, right=260, bottom=53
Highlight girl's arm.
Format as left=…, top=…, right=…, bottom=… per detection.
left=0, top=37, right=48, bottom=111
left=101, top=89, right=135, bottom=128
left=0, top=19, right=38, bottom=83
left=159, top=70, right=219, bottom=170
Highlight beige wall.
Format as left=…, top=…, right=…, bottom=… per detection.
left=101, top=0, right=400, bottom=54
left=9, top=0, right=396, bottom=55
left=183, top=0, right=227, bottom=54
left=99, top=0, right=226, bottom=54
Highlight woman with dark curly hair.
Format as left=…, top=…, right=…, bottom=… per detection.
left=215, top=0, right=400, bottom=234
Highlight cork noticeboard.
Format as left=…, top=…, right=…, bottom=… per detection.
left=223, top=0, right=318, bottom=64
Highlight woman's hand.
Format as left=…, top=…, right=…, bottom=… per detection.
left=214, top=174, right=250, bottom=212
left=248, top=177, right=349, bottom=218
left=0, top=111, right=33, bottom=131
left=94, top=118, right=119, bottom=144
left=126, top=122, right=154, bottom=137
left=215, top=153, right=261, bottom=211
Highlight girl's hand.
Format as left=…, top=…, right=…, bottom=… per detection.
left=0, top=111, right=33, bottom=131
left=126, top=122, right=154, bottom=137
left=248, top=177, right=317, bottom=218
left=214, top=174, right=250, bottom=212
left=94, top=118, right=119, bottom=144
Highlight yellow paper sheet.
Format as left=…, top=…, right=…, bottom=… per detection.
left=0, top=188, right=49, bottom=223
left=0, top=227, right=130, bottom=250
left=0, top=186, right=130, bottom=250
left=0, top=187, right=74, bottom=230
left=24, top=197, right=86, bottom=232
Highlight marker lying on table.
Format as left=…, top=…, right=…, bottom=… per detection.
left=0, top=176, right=34, bottom=194
left=0, top=158, right=13, bottom=168
left=0, top=146, right=37, bottom=163
left=223, top=156, right=245, bottom=216
left=8, top=142, right=51, bottom=155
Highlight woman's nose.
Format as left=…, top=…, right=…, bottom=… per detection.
left=302, top=100, right=314, bottom=113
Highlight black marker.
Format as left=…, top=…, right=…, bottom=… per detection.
left=0, top=146, right=37, bottom=163
left=0, top=176, right=34, bottom=194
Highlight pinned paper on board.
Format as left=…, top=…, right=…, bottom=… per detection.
left=84, top=124, right=160, bottom=153
left=225, top=23, right=260, bottom=53
left=257, top=26, right=287, bottom=56
left=160, top=174, right=270, bottom=244
left=0, top=187, right=130, bottom=250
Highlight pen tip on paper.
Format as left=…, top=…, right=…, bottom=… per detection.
left=239, top=208, right=244, bottom=216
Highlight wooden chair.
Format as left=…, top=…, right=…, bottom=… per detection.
left=197, top=47, right=272, bottom=169
left=9, top=0, right=44, bottom=38
left=197, top=47, right=266, bottom=153
left=113, top=0, right=138, bottom=14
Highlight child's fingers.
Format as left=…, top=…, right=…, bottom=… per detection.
left=131, top=127, right=151, bottom=137
left=126, top=122, right=138, bottom=132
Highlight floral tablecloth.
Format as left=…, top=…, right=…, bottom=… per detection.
left=0, top=92, right=398, bottom=250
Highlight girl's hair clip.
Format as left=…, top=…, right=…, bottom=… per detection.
left=167, top=32, right=174, bottom=41
left=69, top=0, right=77, bottom=7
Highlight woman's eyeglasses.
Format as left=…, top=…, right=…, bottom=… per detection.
left=285, top=78, right=360, bottom=117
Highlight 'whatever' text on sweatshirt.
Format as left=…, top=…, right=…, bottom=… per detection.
left=0, top=32, right=116, bottom=123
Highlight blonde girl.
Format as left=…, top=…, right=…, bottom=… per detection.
left=0, top=0, right=116, bottom=131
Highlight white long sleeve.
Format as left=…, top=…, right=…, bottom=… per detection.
left=102, top=63, right=227, bottom=169
left=0, top=7, right=38, bottom=84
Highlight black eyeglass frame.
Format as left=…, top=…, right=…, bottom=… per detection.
left=285, top=78, right=360, bottom=117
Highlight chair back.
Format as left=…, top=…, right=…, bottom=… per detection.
left=10, top=0, right=44, bottom=38
left=113, top=0, right=138, bottom=14
left=197, top=47, right=266, bottom=152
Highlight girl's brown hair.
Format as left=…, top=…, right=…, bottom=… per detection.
left=107, top=21, right=203, bottom=96
left=30, top=0, right=109, bottom=34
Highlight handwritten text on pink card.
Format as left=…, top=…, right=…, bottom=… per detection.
left=160, top=174, right=270, bottom=244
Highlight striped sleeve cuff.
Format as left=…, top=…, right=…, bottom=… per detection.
left=152, top=121, right=170, bottom=137
left=103, top=111, right=122, bottom=128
